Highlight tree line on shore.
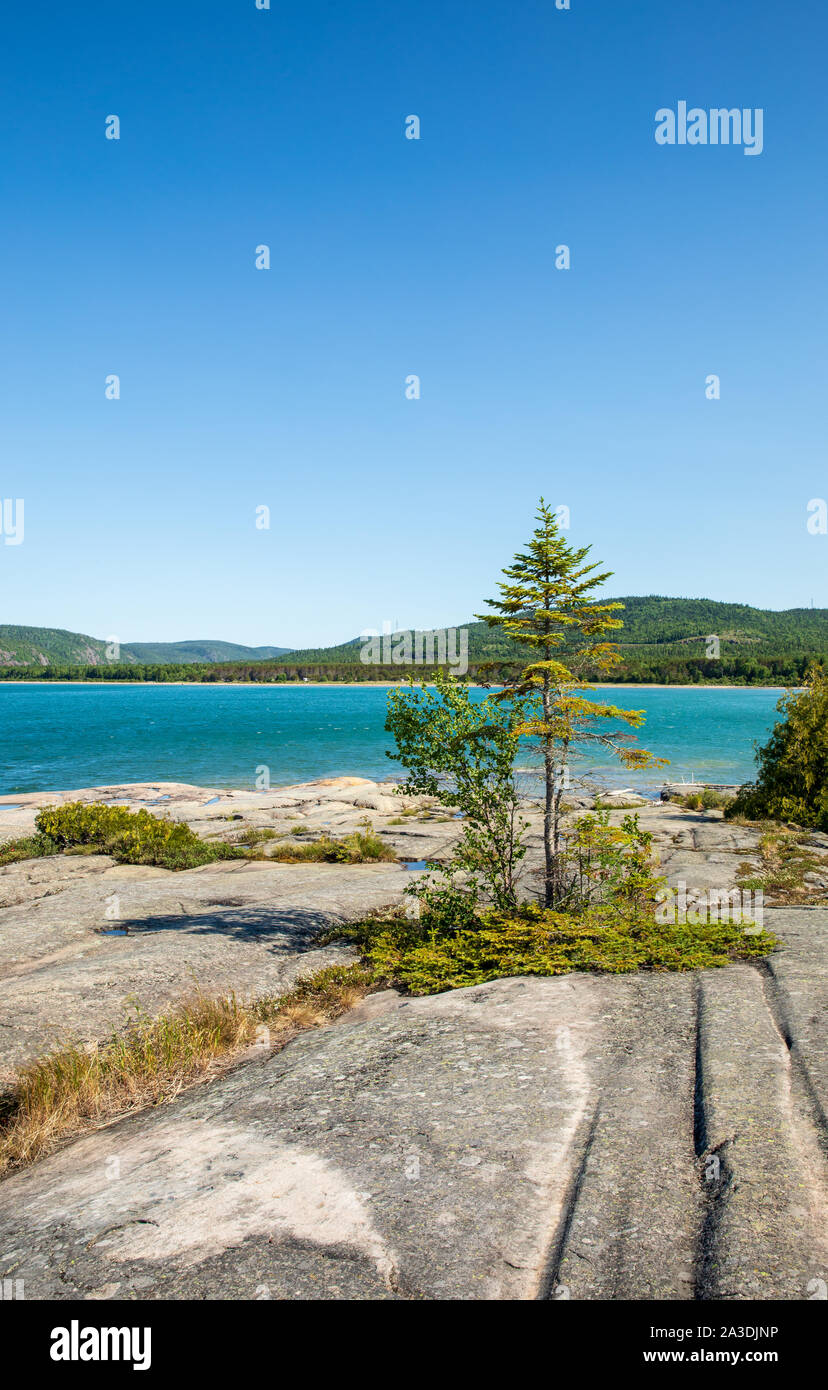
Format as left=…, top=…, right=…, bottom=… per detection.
left=0, top=652, right=820, bottom=685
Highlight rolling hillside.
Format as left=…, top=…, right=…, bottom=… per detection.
left=0, top=627, right=117, bottom=667
left=272, top=598, right=828, bottom=666
left=0, top=627, right=290, bottom=667
left=124, top=640, right=291, bottom=663
left=0, top=599, right=825, bottom=684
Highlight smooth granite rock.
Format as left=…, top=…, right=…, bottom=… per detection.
left=1, top=782, right=827, bottom=1302
left=1, top=912, right=825, bottom=1301
left=0, top=858, right=421, bottom=1081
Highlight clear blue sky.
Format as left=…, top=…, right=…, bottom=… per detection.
left=1, top=0, right=826, bottom=648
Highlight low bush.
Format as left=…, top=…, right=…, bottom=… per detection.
left=407, top=810, right=664, bottom=930
left=345, top=903, right=777, bottom=995
left=673, top=788, right=730, bottom=812
left=34, top=803, right=246, bottom=871
left=0, top=833, right=59, bottom=867
left=725, top=665, right=828, bottom=831
left=225, top=828, right=277, bottom=847
left=404, top=869, right=481, bottom=931
left=6, top=805, right=397, bottom=872
left=36, top=803, right=137, bottom=848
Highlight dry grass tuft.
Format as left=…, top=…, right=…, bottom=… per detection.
left=269, top=822, right=397, bottom=864
left=0, top=963, right=376, bottom=1178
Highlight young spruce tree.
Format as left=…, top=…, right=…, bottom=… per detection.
left=477, top=499, right=666, bottom=907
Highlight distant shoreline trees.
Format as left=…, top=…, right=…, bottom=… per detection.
left=0, top=655, right=818, bottom=687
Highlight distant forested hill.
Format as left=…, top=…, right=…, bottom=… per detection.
left=0, top=627, right=290, bottom=667
left=597, top=597, right=828, bottom=649
left=123, top=640, right=291, bottom=663
left=271, top=597, right=828, bottom=668
left=0, top=600, right=825, bottom=684
left=0, top=626, right=118, bottom=667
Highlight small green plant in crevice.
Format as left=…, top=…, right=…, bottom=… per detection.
left=735, top=827, right=826, bottom=903
left=225, top=827, right=278, bottom=847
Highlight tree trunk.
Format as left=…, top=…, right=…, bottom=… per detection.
left=542, top=677, right=555, bottom=908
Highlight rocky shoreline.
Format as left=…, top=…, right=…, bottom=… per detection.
left=0, top=777, right=826, bottom=1300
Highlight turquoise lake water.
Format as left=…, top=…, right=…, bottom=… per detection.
left=0, top=684, right=784, bottom=798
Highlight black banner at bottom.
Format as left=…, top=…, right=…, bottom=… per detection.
left=3, top=1297, right=822, bottom=1376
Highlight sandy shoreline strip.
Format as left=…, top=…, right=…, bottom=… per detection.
left=0, top=681, right=790, bottom=691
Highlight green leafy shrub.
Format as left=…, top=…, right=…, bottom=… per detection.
left=557, top=810, right=663, bottom=911
left=674, top=788, right=731, bottom=811
left=726, top=664, right=828, bottom=830
left=35, top=803, right=138, bottom=848
left=406, top=869, right=481, bottom=931
left=105, top=818, right=233, bottom=869
left=701, top=788, right=730, bottom=810
left=386, top=670, right=529, bottom=909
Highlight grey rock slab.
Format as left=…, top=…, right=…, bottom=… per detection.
left=549, top=973, right=702, bottom=1301
left=695, top=964, right=828, bottom=1300
left=654, top=852, right=745, bottom=894
left=0, top=862, right=414, bottom=1079
left=2, top=941, right=825, bottom=1302
left=761, top=908, right=828, bottom=1132
left=0, top=976, right=627, bottom=1301
left=0, top=854, right=117, bottom=909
